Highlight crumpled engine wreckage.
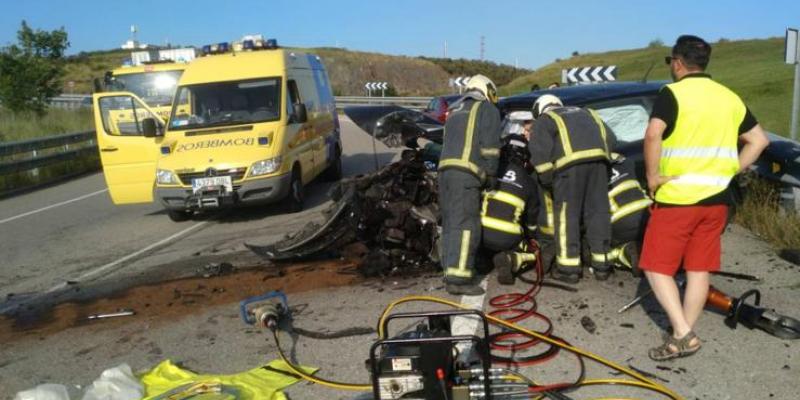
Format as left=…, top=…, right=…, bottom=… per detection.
left=247, top=106, right=447, bottom=277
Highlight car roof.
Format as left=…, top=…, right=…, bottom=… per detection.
left=499, top=81, right=668, bottom=111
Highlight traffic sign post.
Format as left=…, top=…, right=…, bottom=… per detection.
left=787, top=28, right=800, bottom=141
left=365, top=82, right=389, bottom=97
left=451, top=76, right=469, bottom=94
left=562, top=66, right=617, bottom=85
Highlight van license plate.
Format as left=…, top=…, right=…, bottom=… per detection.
left=192, top=176, right=232, bottom=193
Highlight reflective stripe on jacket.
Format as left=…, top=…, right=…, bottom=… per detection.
left=530, top=106, right=616, bottom=176
left=438, top=98, right=502, bottom=183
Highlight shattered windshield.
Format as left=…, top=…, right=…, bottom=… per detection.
left=168, top=78, right=281, bottom=130
left=109, top=71, right=182, bottom=108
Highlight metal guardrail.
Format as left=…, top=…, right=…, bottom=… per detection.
left=49, top=95, right=434, bottom=110
left=335, top=96, right=432, bottom=110
left=0, top=131, right=97, bottom=175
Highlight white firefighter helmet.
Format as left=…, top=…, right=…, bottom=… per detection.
left=465, top=74, right=498, bottom=104
left=532, top=94, right=563, bottom=119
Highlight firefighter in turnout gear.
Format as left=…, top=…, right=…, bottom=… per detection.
left=529, top=94, right=617, bottom=284
left=481, top=131, right=540, bottom=285
left=439, top=74, right=502, bottom=295
left=606, top=156, right=651, bottom=274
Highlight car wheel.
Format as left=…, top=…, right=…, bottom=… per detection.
left=323, top=147, right=343, bottom=182
left=167, top=209, right=192, bottom=222
left=286, top=167, right=305, bottom=213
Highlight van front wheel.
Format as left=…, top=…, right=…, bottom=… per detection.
left=286, top=169, right=305, bottom=213
left=167, top=209, right=192, bottom=222
left=323, top=147, right=343, bottom=181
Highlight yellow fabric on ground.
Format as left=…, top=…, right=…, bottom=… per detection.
left=141, top=359, right=316, bottom=400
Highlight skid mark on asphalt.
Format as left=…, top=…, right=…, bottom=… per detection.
left=0, top=189, right=108, bottom=225
left=0, top=220, right=211, bottom=314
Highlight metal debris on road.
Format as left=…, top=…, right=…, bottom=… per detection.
left=197, top=262, right=235, bottom=278
left=86, top=309, right=135, bottom=320
left=580, top=316, right=597, bottom=334
left=247, top=149, right=440, bottom=277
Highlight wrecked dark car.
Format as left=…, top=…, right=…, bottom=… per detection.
left=248, top=82, right=800, bottom=275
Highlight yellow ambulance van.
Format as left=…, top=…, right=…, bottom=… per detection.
left=92, top=38, right=342, bottom=221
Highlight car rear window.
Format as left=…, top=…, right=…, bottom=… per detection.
left=588, top=96, right=655, bottom=143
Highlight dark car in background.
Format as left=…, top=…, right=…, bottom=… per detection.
left=346, top=81, right=800, bottom=212
left=499, top=82, right=800, bottom=211
left=423, top=94, right=463, bottom=123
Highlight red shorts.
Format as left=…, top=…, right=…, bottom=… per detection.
left=639, top=204, right=728, bottom=276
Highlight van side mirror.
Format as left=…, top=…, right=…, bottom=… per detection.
left=292, top=103, right=308, bottom=124
left=142, top=118, right=161, bottom=137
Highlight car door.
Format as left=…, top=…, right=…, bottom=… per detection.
left=286, top=78, right=315, bottom=183
left=93, top=92, right=165, bottom=204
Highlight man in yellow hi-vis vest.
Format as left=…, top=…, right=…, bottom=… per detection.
left=439, top=75, right=502, bottom=295
left=641, top=35, right=769, bottom=361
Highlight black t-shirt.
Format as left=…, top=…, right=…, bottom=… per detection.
left=648, top=74, right=759, bottom=205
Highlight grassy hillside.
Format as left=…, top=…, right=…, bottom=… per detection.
left=305, top=48, right=451, bottom=96
left=501, top=38, right=795, bottom=136
left=63, top=47, right=529, bottom=97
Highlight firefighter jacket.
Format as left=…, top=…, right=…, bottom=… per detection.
left=438, top=97, right=502, bottom=184
left=609, top=158, right=652, bottom=224
left=529, top=106, right=617, bottom=186
left=481, top=161, right=539, bottom=240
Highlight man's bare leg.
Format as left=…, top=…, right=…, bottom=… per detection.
left=645, top=270, right=691, bottom=338
left=683, top=271, right=710, bottom=330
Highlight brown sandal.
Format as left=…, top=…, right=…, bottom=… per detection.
left=648, top=331, right=701, bottom=361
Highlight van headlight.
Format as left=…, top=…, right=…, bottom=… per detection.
left=249, top=156, right=282, bottom=177
left=156, top=169, right=179, bottom=185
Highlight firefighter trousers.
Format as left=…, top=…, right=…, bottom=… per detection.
left=439, top=169, right=483, bottom=284
left=553, top=162, right=611, bottom=276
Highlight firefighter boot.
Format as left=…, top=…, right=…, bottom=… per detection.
left=590, top=266, right=613, bottom=281
left=622, top=242, right=641, bottom=277
left=552, top=266, right=581, bottom=284
left=493, top=251, right=537, bottom=285
left=445, top=280, right=485, bottom=296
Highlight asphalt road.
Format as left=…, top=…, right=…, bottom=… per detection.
left=0, top=117, right=397, bottom=311
left=1, top=118, right=799, bottom=399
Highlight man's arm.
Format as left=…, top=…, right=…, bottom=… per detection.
left=738, top=124, right=769, bottom=172
left=643, top=118, right=673, bottom=198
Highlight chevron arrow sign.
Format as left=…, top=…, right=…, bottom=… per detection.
left=561, top=66, right=617, bottom=84
left=453, top=76, right=470, bottom=88
left=365, top=82, right=389, bottom=91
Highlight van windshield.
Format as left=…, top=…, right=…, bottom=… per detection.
left=109, top=71, right=182, bottom=107
left=168, top=78, right=282, bottom=130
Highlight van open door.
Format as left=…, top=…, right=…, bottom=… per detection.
left=93, top=92, right=166, bottom=204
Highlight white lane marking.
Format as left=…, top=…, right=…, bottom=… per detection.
left=0, top=220, right=210, bottom=314
left=0, top=188, right=108, bottom=225
left=452, top=277, right=489, bottom=355
left=73, top=220, right=210, bottom=283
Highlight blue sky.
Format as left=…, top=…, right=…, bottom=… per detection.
left=1, top=0, right=798, bottom=69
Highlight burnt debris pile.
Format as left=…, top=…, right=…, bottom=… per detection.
left=247, top=149, right=441, bottom=277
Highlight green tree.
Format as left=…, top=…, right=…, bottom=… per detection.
left=0, top=21, right=69, bottom=114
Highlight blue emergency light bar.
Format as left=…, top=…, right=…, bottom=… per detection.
left=201, top=38, right=279, bottom=56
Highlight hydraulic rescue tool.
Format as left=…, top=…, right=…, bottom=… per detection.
left=239, top=291, right=289, bottom=329
left=242, top=289, right=683, bottom=399
left=368, top=309, right=493, bottom=400
left=705, top=286, right=800, bottom=340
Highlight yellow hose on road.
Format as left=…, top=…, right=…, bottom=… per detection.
left=378, top=296, right=683, bottom=400
left=271, top=295, right=683, bottom=399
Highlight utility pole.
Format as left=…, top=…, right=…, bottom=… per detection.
left=787, top=28, right=800, bottom=140
left=480, top=36, right=485, bottom=61
left=444, top=40, right=448, bottom=58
